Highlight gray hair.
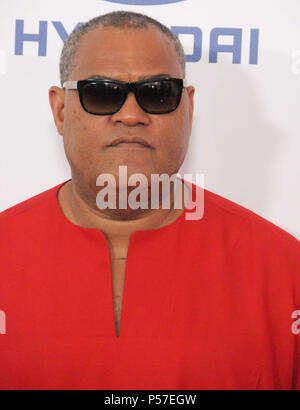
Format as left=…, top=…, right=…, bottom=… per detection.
left=59, top=10, right=186, bottom=86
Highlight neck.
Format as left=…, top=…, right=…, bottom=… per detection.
left=57, top=177, right=189, bottom=240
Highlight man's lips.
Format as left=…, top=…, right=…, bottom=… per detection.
left=107, top=137, right=153, bottom=149
left=109, top=142, right=152, bottom=148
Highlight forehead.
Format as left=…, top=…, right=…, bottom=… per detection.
left=71, top=25, right=182, bottom=81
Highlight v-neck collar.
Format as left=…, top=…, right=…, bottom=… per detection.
left=49, top=176, right=200, bottom=338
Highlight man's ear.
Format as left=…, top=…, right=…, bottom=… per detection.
left=49, top=86, right=65, bottom=136
left=186, top=85, right=195, bottom=136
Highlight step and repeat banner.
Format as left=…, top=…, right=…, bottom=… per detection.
left=0, top=0, right=299, bottom=238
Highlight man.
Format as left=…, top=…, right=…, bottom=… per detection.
left=0, top=10, right=299, bottom=390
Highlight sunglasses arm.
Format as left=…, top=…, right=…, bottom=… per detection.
left=62, top=81, right=78, bottom=90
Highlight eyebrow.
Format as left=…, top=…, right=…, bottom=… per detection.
left=85, top=74, right=172, bottom=81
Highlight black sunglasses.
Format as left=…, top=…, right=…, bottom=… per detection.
left=63, top=77, right=186, bottom=115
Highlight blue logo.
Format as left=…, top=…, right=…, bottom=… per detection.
left=14, top=19, right=260, bottom=65
left=103, top=0, right=185, bottom=5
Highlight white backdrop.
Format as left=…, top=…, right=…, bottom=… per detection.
left=0, top=0, right=299, bottom=239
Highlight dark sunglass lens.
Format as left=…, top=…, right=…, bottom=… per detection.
left=81, top=81, right=124, bottom=114
left=138, top=80, right=180, bottom=113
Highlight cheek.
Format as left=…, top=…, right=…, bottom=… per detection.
left=62, top=103, right=105, bottom=166
left=155, top=115, right=190, bottom=162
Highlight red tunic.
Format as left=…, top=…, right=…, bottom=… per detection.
left=0, top=179, right=299, bottom=390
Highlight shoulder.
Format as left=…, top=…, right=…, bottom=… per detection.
left=0, top=180, right=69, bottom=231
left=190, top=185, right=300, bottom=298
left=186, top=181, right=300, bottom=255
left=206, top=187, right=299, bottom=245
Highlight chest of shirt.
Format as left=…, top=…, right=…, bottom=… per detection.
left=0, top=225, right=296, bottom=389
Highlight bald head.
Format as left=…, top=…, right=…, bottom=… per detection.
left=59, top=10, right=186, bottom=86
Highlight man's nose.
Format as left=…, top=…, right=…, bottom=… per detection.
left=111, top=92, right=150, bottom=126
